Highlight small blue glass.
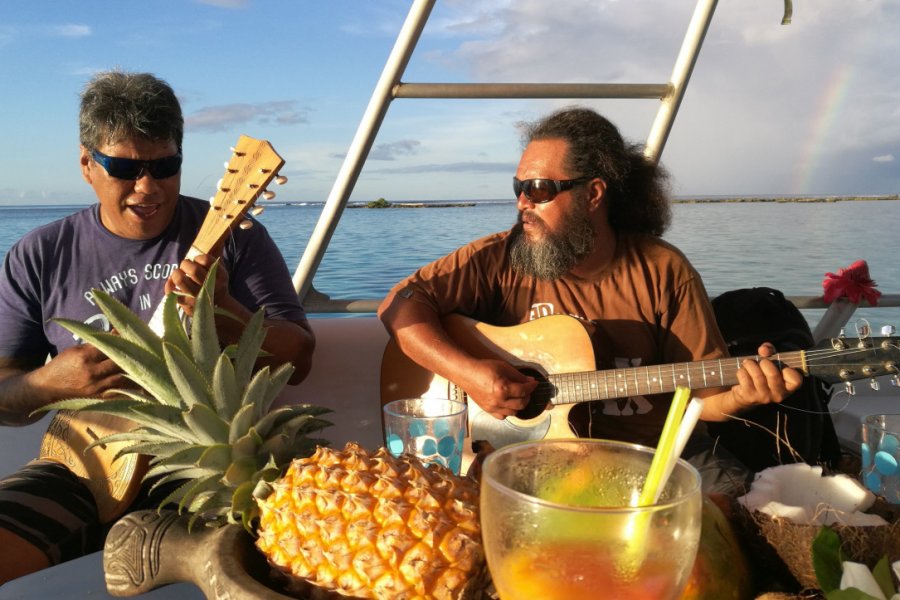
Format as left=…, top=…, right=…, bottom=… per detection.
left=383, top=398, right=467, bottom=475
left=860, top=414, right=900, bottom=504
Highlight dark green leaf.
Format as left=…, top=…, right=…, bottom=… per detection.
left=814, top=525, right=845, bottom=593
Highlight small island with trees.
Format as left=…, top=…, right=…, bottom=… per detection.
left=350, top=198, right=476, bottom=209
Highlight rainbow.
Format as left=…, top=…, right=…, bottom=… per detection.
left=793, top=63, right=854, bottom=194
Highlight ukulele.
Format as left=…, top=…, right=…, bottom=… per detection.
left=39, top=135, right=286, bottom=523
left=381, top=313, right=900, bottom=453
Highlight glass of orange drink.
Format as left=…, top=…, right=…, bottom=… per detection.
left=481, top=439, right=702, bottom=600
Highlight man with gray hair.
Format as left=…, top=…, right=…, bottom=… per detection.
left=0, top=71, right=314, bottom=580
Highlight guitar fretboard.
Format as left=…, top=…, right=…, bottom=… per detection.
left=538, top=350, right=807, bottom=405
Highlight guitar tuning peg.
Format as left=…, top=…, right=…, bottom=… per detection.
left=844, top=381, right=856, bottom=396
left=251, top=206, right=264, bottom=216
left=209, top=196, right=216, bottom=205
left=869, top=378, right=880, bottom=392
left=275, top=175, right=288, bottom=185
left=230, top=147, right=245, bottom=157
left=239, top=220, right=254, bottom=230
left=892, top=375, right=900, bottom=387
left=882, top=325, right=896, bottom=336
left=262, top=190, right=275, bottom=200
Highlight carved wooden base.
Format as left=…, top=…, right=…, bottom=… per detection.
left=103, top=509, right=294, bottom=599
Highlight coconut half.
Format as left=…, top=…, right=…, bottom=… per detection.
left=737, top=463, right=887, bottom=526
left=737, top=463, right=900, bottom=590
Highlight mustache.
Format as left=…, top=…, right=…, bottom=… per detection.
left=516, top=210, right=545, bottom=227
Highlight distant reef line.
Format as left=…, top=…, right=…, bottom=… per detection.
left=672, top=194, right=899, bottom=204
left=287, top=194, right=899, bottom=208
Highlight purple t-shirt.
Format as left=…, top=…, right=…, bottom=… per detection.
left=0, top=196, right=305, bottom=359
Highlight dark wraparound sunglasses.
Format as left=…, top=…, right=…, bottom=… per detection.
left=91, top=149, right=183, bottom=180
left=513, top=176, right=595, bottom=204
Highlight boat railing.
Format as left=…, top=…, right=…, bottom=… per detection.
left=302, top=288, right=900, bottom=341
left=290, top=0, right=719, bottom=307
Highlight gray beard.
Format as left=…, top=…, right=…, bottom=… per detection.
left=509, top=208, right=595, bottom=280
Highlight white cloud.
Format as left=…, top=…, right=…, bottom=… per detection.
left=185, top=102, right=310, bottom=133
left=873, top=154, right=895, bottom=163
left=49, top=24, right=91, bottom=38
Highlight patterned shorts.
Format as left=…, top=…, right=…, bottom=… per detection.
left=0, top=459, right=102, bottom=565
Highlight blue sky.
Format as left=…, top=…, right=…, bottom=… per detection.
left=1, top=0, right=898, bottom=206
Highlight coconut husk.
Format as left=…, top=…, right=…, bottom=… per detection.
left=741, top=499, right=900, bottom=591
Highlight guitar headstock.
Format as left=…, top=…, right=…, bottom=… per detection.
left=808, top=335, right=900, bottom=387
left=190, top=135, right=286, bottom=258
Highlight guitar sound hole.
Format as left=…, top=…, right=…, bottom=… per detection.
left=515, top=368, right=551, bottom=421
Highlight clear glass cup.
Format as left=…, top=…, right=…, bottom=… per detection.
left=382, top=398, right=467, bottom=474
left=860, top=414, right=900, bottom=504
left=481, top=439, right=702, bottom=600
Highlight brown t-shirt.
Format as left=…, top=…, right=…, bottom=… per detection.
left=389, top=230, right=728, bottom=447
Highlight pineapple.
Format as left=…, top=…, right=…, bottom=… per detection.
left=44, top=262, right=487, bottom=600
left=256, top=442, right=485, bottom=599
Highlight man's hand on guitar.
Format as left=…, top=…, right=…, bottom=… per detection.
left=165, top=253, right=231, bottom=317
left=704, top=342, right=805, bottom=418
left=466, top=358, right=538, bottom=420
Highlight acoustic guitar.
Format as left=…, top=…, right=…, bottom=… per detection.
left=381, top=313, right=900, bottom=453
left=39, top=135, right=286, bottom=523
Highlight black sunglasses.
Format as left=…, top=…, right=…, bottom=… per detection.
left=513, top=176, right=595, bottom=204
left=90, top=149, right=183, bottom=180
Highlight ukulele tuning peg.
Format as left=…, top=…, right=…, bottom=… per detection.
left=275, top=175, right=288, bottom=185
left=230, top=147, right=245, bottom=157
left=239, top=220, right=254, bottom=230
left=251, top=206, right=265, bottom=216
left=262, top=190, right=276, bottom=200
left=208, top=196, right=216, bottom=204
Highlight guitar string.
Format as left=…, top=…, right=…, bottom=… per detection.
left=529, top=342, right=900, bottom=411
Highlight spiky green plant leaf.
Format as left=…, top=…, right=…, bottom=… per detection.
left=89, top=288, right=163, bottom=357
left=183, top=403, right=230, bottom=445
left=52, top=320, right=181, bottom=407
left=197, top=444, right=233, bottom=473
left=163, top=342, right=212, bottom=409
left=160, top=292, right=191, bottom=356
left=254, top=362, right=294, bottom=422
left=211, top=353, right=241, bottom=420
left=190, top=261, right=221, bottom=376
left=232, top=306, right=267, bottom=391
left=126, top=404, right=197, bottom=441
left=228, top=404, right=256, bottom=444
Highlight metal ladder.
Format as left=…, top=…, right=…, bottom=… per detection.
left=291, top=0, right=720, bottom=314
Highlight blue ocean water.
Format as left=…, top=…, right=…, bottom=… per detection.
left=1, top=200, right=898, bottom=331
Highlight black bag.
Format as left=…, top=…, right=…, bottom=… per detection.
left=707, top=287, right=842, bottom=472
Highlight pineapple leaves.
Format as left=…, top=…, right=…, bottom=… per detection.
left=232, top=306, right=267, bottom=391
left=88, top=288, right=163, bottom=357
left=163, top=342, right=212, bottom=410
left=228, top=404, right=256, bottom=444
left=183, top=403, right=230, bottom=445
left=51, top=321, right=181, bottom=407
left=212, top=353, right=241, bottom=421
left=191, top=260, right=221, bottom=376
left=161, top=292, right=191, bottom=356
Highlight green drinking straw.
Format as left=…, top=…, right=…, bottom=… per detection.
left=638, top=386, right=692, bottom=507
left=620, top=386, right=693, bottom=573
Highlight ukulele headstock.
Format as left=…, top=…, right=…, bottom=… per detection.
left=191, top=135, right=286, bottom=257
